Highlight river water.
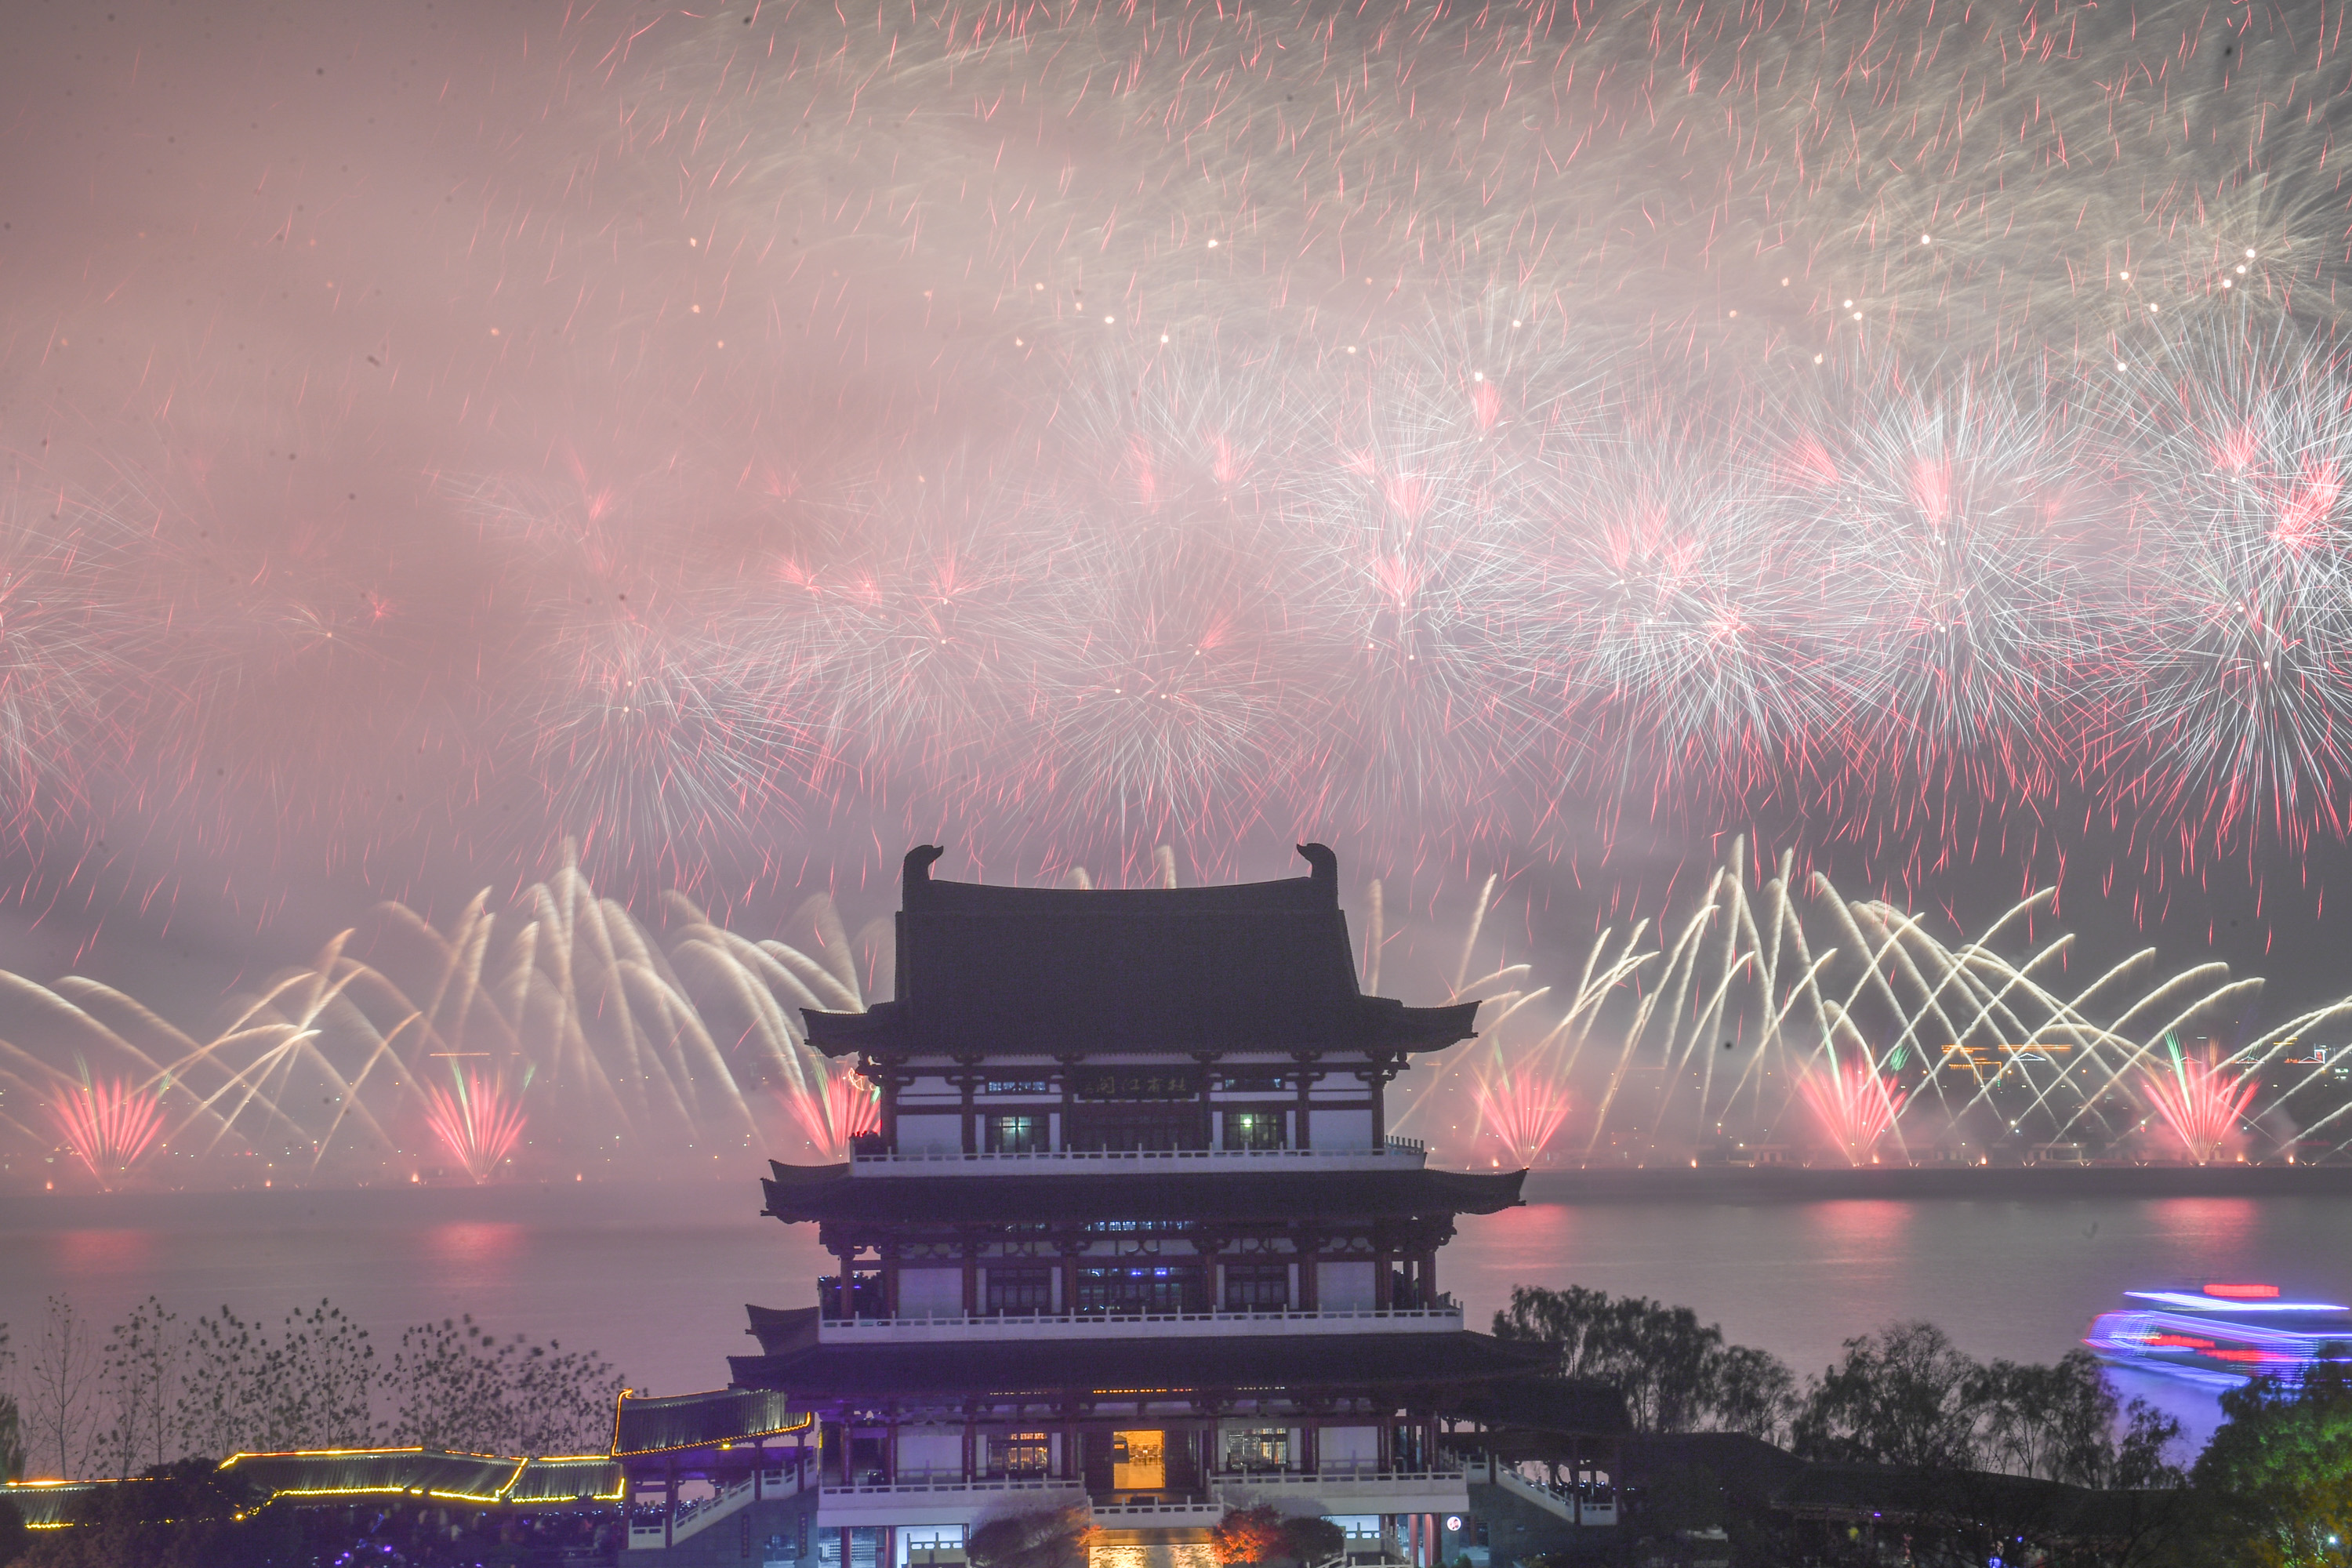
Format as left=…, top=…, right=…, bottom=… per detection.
left=6, top=1181, right=2346, bottom=1460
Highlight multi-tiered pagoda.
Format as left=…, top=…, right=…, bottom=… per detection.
left=728, top=845, right=1624, bottom=1568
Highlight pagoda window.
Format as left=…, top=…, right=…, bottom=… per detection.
left=895, top=1113, right=963, bottom=1156
left=1223, top=1261, right=1290, bottom=1312
left=986, top=1432, right=1053, bottom=1476
left=1317, top=1259, right=1377, bottom=1312
left=1222, top=1426, right=1290, bottom=1473
left=985, top=1113, right=1047, bottom=1153
left=1076, top=1263, right=1207, bottom=1316
left=985, top=1267, right=1054, bottom=1316
left=1221, top=1109, right=1286, bottom=1151
left=1069, top=1104, right=1207, bottom=1152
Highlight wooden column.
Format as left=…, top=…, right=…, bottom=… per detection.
left=957, top=1060, right=980, bottom=1154
left=963, top=1238, right=980, bottom=1316
left=1292, top=1055, right=1316, bottom=1149
left=837, top=1248, right=858, bottom=1319
left=1057, top=1055, right=1082, bottom=1150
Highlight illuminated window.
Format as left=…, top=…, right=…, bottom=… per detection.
left=1224, top=1427, right=1290, bottom=1472
left=985, top=1115, right=1046, bottom=1154
left=1222, top=1111, right=1285, bottom=1151
left=988, top=1433, right=1051, bottom=1475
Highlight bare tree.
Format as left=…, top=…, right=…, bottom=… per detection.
left=26, top=1296, right=100, bottom=1479
left=97, top=1296, right=187, bottom=1476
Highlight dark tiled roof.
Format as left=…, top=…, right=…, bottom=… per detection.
left=761, top=1163, right=1526, bottom=1225
left=747, top=1303, right=823, bottom=1357
left=503, top=1456, right=627, bottom=1504
left=612, top=1387, right=812, bottom=1457
left=221, top=1449, right=522, bottom=1504
left=726, top=1330, right=1620, bottom=1431
left=0, top=1479, right=144, bottom=1528
left=804, top=845, right=1477, bottom=1058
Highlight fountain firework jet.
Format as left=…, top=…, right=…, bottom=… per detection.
left=1468, top=1067, right=1573, bottom=1168
left=779, top=1065, right=881, bottom=1162
left=1797, top=1062, right=1910, bottom=1167
left=2140, top=1037, right=2262, bottom=1164
left=420, top=1068, right=530, bottom=1185
left=1389, top=837, right=2352, bottom=1167
left=45, top=1073, right=165, bottom=1187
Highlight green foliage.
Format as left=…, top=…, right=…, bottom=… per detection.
left=0, top=1492, right=27, bottom=1568
left=1280, top=1514, right=1345, bottom=1565
left=384, top=1314, right=626, bottom=1455
left=1791, top=1322, right=2186, bottom=1486
left=16, top=1458, right=296, bottom=1568
left=0, top=1392, right=24, bottom=1485
left=2181, top=1352, right=2352, bottom=1567
left=967, top=1507, right=1095, bottom=1568
left=1493, top=1285, right=1797, bottom=1437
left=1794, top=1320, right=1984, bottom=1468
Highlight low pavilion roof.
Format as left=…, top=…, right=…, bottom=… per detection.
left=761, top=1162, right=1525, bottom=1226
left=804, top=845, right=1477, bottom=1060
left=612, top=1387, right=812, bottom=1457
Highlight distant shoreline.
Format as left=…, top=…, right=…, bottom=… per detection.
left=1522, top=1163, right=2352, bottom=1202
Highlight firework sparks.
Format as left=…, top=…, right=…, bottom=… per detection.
left=1798, top=1062, right=1910, bottom=1167
left=2140, top=1037, right=2261, bottom=1164
left=419, top=1068, right=530, bottom=1185
left=47, top=1073, right=165, bottom=1188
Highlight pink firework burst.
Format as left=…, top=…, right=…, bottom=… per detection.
left=2140, top=1040, right=2259, bottom=1164
left=420, top=1069, right=528, bottom=1184
left=780, top=1065, right=880, bottom=1160
left=48, top=1076, right=165, bottom=1187
left=1470, top=1067, right=1571, bottom=1167
left=1798, top=1060, right=1907, bottom=1166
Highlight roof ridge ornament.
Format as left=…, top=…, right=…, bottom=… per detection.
left=905, top=844, right=946, bottom=902
left=1294, top=842, right=1338, bottom=900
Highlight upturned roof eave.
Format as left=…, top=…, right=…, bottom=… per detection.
left=797, top=998, right=1478, bottom=1060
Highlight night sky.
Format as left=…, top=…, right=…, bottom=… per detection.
left=2, top=0, right=2349, bottom=1040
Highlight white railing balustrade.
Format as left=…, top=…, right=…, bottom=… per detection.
left=817, top=1306, right=1461, bottom=1343
left=823, top=1476, right=1085, bottom=1500
left=1213, top=1468, right=1465, bottom=1489
left=850, top=1145, right=1426, bottom=1174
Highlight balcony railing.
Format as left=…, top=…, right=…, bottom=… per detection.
left=826, top=1475, right=1083, bottom=1500
left=850, top=1141, right=1427, bottom=1174
left=815, top=1305, right=1463, bottom=1342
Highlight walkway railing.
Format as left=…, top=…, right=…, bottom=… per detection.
left=849, top=1143, right=1427, bottom=1174
left=817, top=1306, right=1462, bottom=1342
